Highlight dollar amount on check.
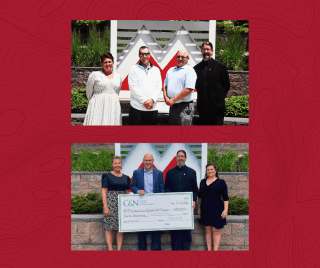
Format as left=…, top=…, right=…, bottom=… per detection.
left=118, top=193, right=194, bottom=232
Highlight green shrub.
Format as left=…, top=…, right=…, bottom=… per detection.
left=216, top=149, right=238, bottom=172
left=71, top=25, right=110, bottom=67
left=216, top=20, right=249, bottom=35
left=71, top=148, right=249, bottom=172
left=207, top=148, right=249, bottom=172
left=207, top=148, right=219, bottom=164
left=216, top=24, right=247, bottom=70
left=239, top=153, right=249, bottom=172
left=71, top=193, right=103, bottom=214
left=225, top=95, right=249, bottom=118
left=71, top=88, right=88, bottom=113
left=71, top=193, right=248, bottom=215
left=71, top=149, right=114, bottom=171
left=228, top=195, right=249, bottom=215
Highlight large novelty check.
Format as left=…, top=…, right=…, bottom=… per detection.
left=118, top=193, right=194, bottom=232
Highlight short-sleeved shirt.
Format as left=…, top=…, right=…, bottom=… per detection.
left=101, top=173, right=130, bottom=191
left=164, top=65, right=197, bottom=103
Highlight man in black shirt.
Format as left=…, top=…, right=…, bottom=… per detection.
left=193, top=41, right=230, bottom=125
left=165, top=149, right=198, bottom=250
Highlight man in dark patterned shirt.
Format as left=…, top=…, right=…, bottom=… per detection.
left=193, top=41, right=230, bottom=125
left=165, top=150, right=198, bottom=250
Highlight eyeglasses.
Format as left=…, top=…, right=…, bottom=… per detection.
left=202, top=49, right=211, bottom=52
left=177, top=155, right=186, bottom=158
left=139, top=53, right=150, bottom=57
left=177, top=56, right=187, bottom=59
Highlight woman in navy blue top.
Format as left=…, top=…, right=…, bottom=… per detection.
left=101, top=156, right=130, bottom=251
left=198, top=163, right=229, bottom=251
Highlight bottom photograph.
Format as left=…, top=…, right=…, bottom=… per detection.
left=71, top=143, right=249, bottom=251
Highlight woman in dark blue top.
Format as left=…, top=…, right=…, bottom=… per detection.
left=198, top=163, right=229, bottom=251
left=101, top=156, right=130, bottom=251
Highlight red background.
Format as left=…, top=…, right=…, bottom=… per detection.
left=1, top=0, right=320, bottom=267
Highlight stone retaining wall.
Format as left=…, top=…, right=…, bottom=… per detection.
left=71, top=172, right=249, bottom=198
left=71, top=215, right=249, bottom=251
left=71, top=67, right=248, bottom=98
left=71, top=143, right=249, bottom=154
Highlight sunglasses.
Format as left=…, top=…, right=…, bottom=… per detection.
left=177, top=56, right=188, bottom=59
left=139, top=53, right=150, bottom=57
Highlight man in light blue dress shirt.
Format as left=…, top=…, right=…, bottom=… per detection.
left=131, top=154, right=165, bottom=250
left=163, top=50, right=197, bottom=125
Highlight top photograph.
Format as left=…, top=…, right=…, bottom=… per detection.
left=71, top=20, right=249, bottom=126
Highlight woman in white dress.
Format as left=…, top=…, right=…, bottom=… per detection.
left=84, top=52, right=122, bottom=125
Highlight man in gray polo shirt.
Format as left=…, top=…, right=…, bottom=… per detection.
left=163, top=50, right=197, bottom=125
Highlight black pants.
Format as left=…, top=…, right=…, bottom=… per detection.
left=198, top=110, right=224, bottom=125
left=168, top=102, right=194, bottom=125
left=129, top=105, right=158, bottom=125
left=138, top=231, right=161, bottom=250
left=170, top=230, right=192, bottom=250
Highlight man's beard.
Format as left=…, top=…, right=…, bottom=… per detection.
left=203, top=54, right=210, bottom=60
left=177, top=161, right=184, bottom=167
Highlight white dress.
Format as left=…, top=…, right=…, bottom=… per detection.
left=84, top=71, right=122, bottom=125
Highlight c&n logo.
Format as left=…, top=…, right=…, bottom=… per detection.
left=123, top=200, right=139, bottom=207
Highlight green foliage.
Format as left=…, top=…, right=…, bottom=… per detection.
left=71, top=88, right=88, bottom=113
left=216, top=149, right=239, bottom=172
left=239, top=153, right=249, bottom=172
left=71, top=148, right=249, bottom=172
left=71, top=150, right=114, bottom=171
left=71, top=25, right=110, bottom=67
left=207, top=148, right=219, bottom=163
left=207, top=149, right=249, bottom=172
left=216, top=26, right=247, bottom=70
left=71, top=193, right=103, bottom=214
left=72, top=20, right=103, bottom=29
left=228, top=195, right=249, bottom=215
left=216, top=20, right=249, bottom=35
left=225, top=95, right=249, bottom=118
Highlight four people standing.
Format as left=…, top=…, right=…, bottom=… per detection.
left=101, top=152, right=230, bottom=251
left=84, top=45, right=231, bottom=125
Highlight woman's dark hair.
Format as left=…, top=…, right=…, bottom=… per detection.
left=112, top=156, right=122, bottom=163
left=101, top=52, right=114, bottom=63
left=205, top=162, right=218, bottom=177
